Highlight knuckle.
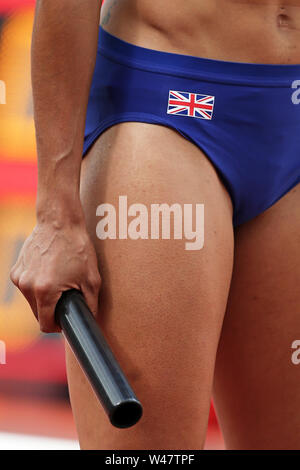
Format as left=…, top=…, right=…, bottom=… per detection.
left=18, top=276, right=32, bottom=292
left=10, top=270, right=18, bottom=285
left=10, top=266, right=20, bottom=285
left=39, top=315, right=55, bottom=334
left=34, top=281, right=51, bottom=296
left=90, top=273, right=102, bottom=290
left=93, top=279, right=101, bottom=291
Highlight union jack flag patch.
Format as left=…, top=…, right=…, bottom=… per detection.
left=167, top=90, right=215, bottom=120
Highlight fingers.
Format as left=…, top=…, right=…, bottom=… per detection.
left=34, top=278, right=62, bottom=332
left=18, top=273, right=39, bottom=319
left=37, top=269, right=102, bottom=333
left=10, top=261, right=22, bottom=288
left=10, top=264, right=38, bottom=318
left=36, top=291, right=62, bottom=334
left=11, top=264, right=101, bottom=332
left=11, top=265, right=61, bottom=333
left=9, top=230, right=102, bottom=334
left=82, top=270, right=102, bottom=318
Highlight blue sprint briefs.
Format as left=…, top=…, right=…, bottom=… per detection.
left=83, top=26, right=300, bottom=227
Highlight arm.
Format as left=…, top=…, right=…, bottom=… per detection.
left=10, top=0, right=102, bottom=332
left=33, top=0, right=101, bottom=219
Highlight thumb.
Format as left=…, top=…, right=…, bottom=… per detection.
left=81, top=283, right=101, bottom=318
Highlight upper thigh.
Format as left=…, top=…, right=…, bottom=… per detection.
left=213, top=184, right=300, bottom=449
left=67, top=122, right=234, bottom=449
left=80, top=122, right=233, bottom=302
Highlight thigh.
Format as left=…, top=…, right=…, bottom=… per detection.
left=66, top=122, right=234, bottom=450
left=213, top=184, right=300, bottom=450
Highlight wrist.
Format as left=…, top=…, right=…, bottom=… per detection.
left=36, top=195, right=85, bottom=228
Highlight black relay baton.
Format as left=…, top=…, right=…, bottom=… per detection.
left=55, top=289, right=143, bottom=428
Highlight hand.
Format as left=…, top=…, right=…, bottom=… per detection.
left=10, top=221, right=101, bottom=333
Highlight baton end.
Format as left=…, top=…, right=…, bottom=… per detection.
left=110, top=400, right=143, bottom=429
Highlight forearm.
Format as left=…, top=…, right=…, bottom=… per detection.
left=32, top=0, right=101, bottom=223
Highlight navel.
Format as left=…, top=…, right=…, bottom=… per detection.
left=277, top=13, right=290, bottom=28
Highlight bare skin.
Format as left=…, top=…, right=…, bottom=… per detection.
left=67, top=123, right=234, bottom=449
left=214, top=185, right=300, bottom=450
left=11, top=0, right=300, bottom=449
left=100, top=0, right=300, bottom=64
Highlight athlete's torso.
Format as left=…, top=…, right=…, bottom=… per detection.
left=100, top=0, right=300, bottom=64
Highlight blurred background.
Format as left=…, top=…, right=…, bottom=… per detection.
left=0, top=0, right=223, bottom=450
